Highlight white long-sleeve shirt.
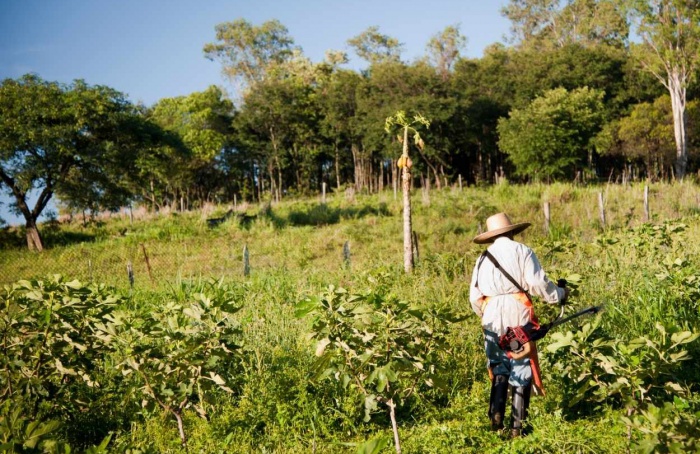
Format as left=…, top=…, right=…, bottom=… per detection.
left=469, top=236, right=565, bottom=336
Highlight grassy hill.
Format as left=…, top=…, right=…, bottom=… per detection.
left=2, top=182, right=700, bottom=453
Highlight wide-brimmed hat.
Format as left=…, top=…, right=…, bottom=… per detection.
left=473, top=212, right=530, bottom=244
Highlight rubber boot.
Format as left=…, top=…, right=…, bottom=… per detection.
left=509, top=383, right=532, bottom=438
left=488, top=374, right=508, bottom=431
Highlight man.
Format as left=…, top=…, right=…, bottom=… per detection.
left=469, top=212, right=568, bottom=437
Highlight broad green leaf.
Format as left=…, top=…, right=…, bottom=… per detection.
left=64, top=280, right=83, bottom=289
left=671, top=331, right=699, bottom=345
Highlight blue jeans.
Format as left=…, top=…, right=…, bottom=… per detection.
left=484, top=329, right=532, bottom=387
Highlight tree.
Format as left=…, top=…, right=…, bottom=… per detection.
left=317, top=64, right=362, bottom=190
left=0, top=75, right=145, bottom=250
left=425, top=25, right=467, bottom=81
left=203, top=18, right=296, bottom=92
left=502, top=0, right=629, bottom=50
left=619, top=97, right=676, bottom=179
left=385, top=111, right=429, bottom=274
left=628, top=0, right=700, bottom=179
left=497, top=86, right=605, bottom=180
left=234, top=54, right=318, bottom=201
left=347, top=26, right=403, bottom=65
left=148, top=86, right=234, bottom=207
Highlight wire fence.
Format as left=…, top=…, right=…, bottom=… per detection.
left=0, top=238, right=266, bottom=290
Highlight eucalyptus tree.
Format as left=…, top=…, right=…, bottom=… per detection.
left=497, top=86, right=606, bottom=181
left=0, top=75, right=148, bottom=250
left=347, top=26, right=403, bottom=65
left=502, top=0, right=629, bottom=50
left=203, top=18, right=296, bottom=93
left=425, top=25, right=467, bottom=81
left=627, top=0, right=700, bottom=179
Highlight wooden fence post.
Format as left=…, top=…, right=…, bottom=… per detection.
left=644, top=185, right=650, bottom=222
left=543, top=202, right=551, bottom=235
left=140, top=243, right=155, bottom=284
left=322, top=182, right=327, bottom=204
left=412, top=231, right=420, bottom=265
left=126, top=261, right=134, bottom=293
left=343, top=241, right=351, bottom=269
left=458, top=174, right=462, bottom=191
left=598, top=192, right=606, bottom=229
left=243, top=244, right=250, bottom=277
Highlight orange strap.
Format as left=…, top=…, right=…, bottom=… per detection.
left=482, top=293, right=545, bottom=395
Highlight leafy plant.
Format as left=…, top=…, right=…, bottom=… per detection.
left=0, top=275, right=121, bottom=415
left=296, top=280, right=459, bottom=453
left=111, top=279, right=244, bottom=447
left=621, top=397, right=700, bottom=454
left=0, top=400, right=63, bottom=453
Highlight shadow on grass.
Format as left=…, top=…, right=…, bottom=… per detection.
left=0, top=222, right=96, bottom=251
left=281, top=202, right=392, bottom=227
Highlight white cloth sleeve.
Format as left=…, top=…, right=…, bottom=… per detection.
left=522, top=248, right=565, bottom=304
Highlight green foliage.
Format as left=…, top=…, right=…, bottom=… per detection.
left=0, top=275, right=122, bottom=412
left=112, top=279, right=244, bottom=445
left=296, top=279, right=459, bottom=423
left=621, top=398, right=700, bottom=454
left=497, top=86, right=605, bottom=180
left=0, top=401, right=63, bottom=453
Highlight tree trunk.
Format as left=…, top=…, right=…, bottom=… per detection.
left=401, top=127, right=414, bottom=274
left=669, top=70, right=687, bottom=180
left=25, top=217, right=44, bottom=251
left=335, top=143, right=341, bottom=190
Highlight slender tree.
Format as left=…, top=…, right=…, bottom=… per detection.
left=425, top=25, right=467, bottom=81
left=203, top=18, right=296, bottom=93
left=628, top=0, right=700, bottom=179
left=385, top=111, right=430, bottom=273
left=348, top=26, right=403, bottom=65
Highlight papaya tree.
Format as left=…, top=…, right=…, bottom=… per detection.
left=384, top=111, right=430, bottom=273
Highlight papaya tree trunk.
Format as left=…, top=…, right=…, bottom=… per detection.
left=401, top=126, right=413, bottom=274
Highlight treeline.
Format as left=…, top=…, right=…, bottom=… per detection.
left=1, top=0, right=700, bottom=250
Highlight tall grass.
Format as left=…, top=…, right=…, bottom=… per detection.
left=3, top=181, right=700, bottom=452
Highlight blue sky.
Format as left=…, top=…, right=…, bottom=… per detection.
left=0, top=0, right=510, bottom=225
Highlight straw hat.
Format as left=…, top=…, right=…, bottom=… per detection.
left=473, top=212, right=530, bottom=244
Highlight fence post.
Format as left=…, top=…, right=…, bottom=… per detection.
left=343, top=241, right=351, bottom=269
left=598, top=192, right=606, bottom=229
left=458, top=174, right=462, bottom=191
left=140, top=243, right=155, bottom=284
left=243, top=244, right=250, bottom=277
left=644, top=185, right=650, bottom=222
left=412, top=231, right=420, bottom=265
left=322, top=182, right=327, bottom=204
left=543, top=202, right=551, bottom=235
left=126, top=261, right=134, bottom=294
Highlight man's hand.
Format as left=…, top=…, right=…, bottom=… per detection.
left=556, top=278, right=569, bottom=303
left=561, top=286, right=571, bottom=302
